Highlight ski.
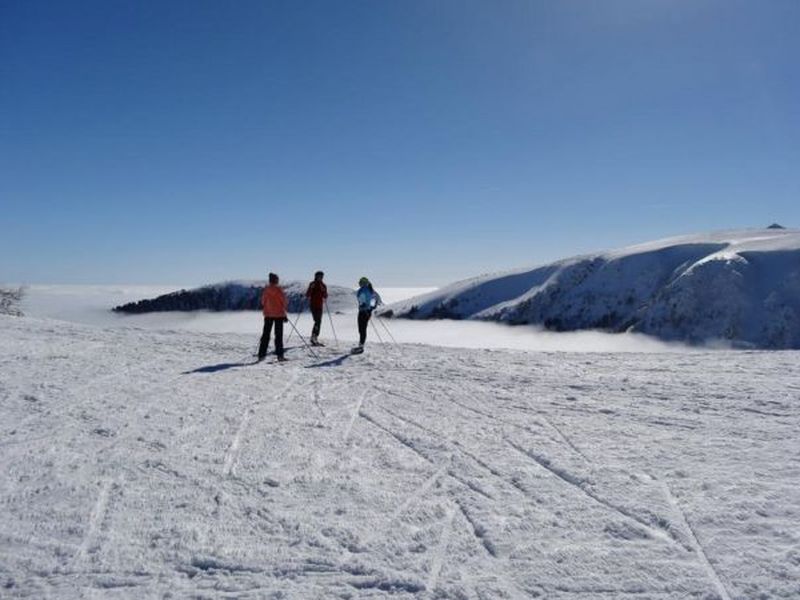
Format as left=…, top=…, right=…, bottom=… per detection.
left=256, top=356, right=289, bottom=364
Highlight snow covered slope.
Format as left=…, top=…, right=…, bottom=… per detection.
left=113, top=281, right=356, bottom=314
left=388, top=228, right=800, bottom=349
left=2, top=315, right=799, bottom=598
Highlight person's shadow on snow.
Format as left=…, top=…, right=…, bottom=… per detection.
left=306, top=353, right=352, bottom=368
left=183, top=361, right=257, bottom=374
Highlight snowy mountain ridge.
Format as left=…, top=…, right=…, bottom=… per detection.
left=387, top=228, right=800, bottom=349
left=0, top=287, right=24, bottom=317
left=113, top=280, right=356, bottom=314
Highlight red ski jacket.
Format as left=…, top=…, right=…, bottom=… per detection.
left=262, top=285, right=287, bottom=318
left=305, top=281, right=328, bottom=311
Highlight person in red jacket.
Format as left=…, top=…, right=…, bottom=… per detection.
left=305, top=270, right=328, bottom=346
left=258, top=272, right=288, bottom=362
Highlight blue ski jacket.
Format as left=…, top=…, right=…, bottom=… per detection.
left=356, top=285, right=382, bottom=312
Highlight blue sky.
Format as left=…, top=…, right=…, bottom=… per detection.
left=2, top=1, right=798, bottom=286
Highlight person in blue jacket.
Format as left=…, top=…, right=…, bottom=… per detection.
left=354, top=277, right=382, bottom=352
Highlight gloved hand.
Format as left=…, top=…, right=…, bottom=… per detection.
left=283, top=317, right=289, bottom=323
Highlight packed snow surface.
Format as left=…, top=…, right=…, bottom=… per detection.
left=388, top=228, right=800, bottom=349
left=2, top=314, right=799, bottom=598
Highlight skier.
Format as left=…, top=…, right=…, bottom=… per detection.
left=353, top=276, right=382, bottom=353
left=305, top=270, right=328, bottom=346
left=258, top=272, right=288, bottom=362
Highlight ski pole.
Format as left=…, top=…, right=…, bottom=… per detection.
left=286, top=317, right=319, bottom=359
left=376, top=315, right=397, bottom=345
left=369, top=316, right=385, bottom=345
left=285, top=305, right=303, bottom=345
left=254, top=317, right=266, bottom=358
left=324, top=300, right=339, bottom=346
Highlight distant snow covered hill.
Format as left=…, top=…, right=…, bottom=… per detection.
left=113, top=281, right=356, bottom=314
left=0, top=287, right=24, bottom=317
left=387, top=228, right=800, bottom=349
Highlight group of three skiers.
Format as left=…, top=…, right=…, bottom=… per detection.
left=257, top=272, right=382, bottom=362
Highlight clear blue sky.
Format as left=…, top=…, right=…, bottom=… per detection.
left=2, top=1, right=798, bottom=286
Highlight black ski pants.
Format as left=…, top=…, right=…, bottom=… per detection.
left=258, top=317, right=284, bottom=359
left=357, top=310, right=371, bottom=345
left=310, top=306, right=323, bottom=338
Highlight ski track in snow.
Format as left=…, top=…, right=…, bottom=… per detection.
left=425, top=503, right=455, bottom=596
left=360, top=409, right=494, bottom=501
left=389, top=463, right=450, bottom=522
left=506, top=439, right=681, bottom=549
left=660, top=480, right=733, bottom=600
left=455, top=498, right=498, bottom=559
left=2, top=315, right=800, bottom=598
left=222, top=406, right=252, bottom=478
left=342, top=388, right=368, bottom=442
left=540, top=414, right=590, bottom=463
left=222, top=374, right=301, bottom=477
left=71, top=478, right=114, bottom=570
left=376, top=401, right=554, bottom=512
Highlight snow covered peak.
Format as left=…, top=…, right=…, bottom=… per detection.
left=387, top=228, right=800, bottom=349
